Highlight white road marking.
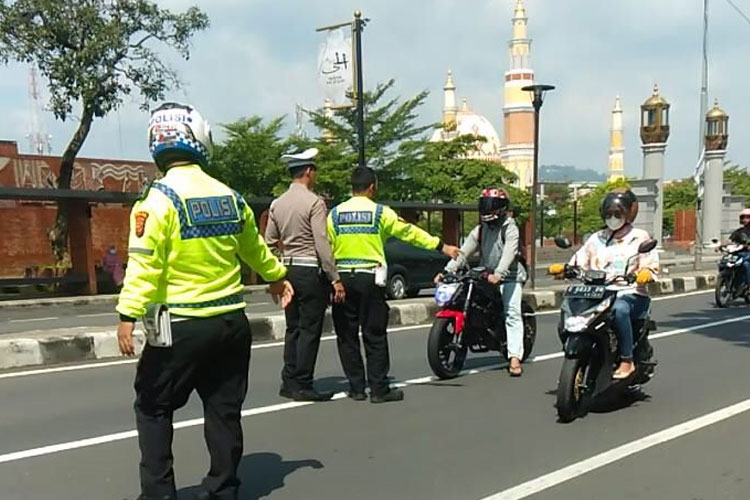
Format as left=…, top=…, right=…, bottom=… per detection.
left=479, top=397, right=750, bottom=500
left=8, top=317, right=59, bottom=323
left=0, top=308, right=746, bottom=465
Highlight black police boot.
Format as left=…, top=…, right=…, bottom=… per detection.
left=370, top=388, right=404, bottom=404
left=292, top=388, right=334, bottom=402
left=279, top=383, right=294, bottom=399
left=346, top=390, right=367, bottom=401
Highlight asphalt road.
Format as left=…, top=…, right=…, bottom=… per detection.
left=0, top=292, right=442, bottom=336
left=1, top=289, right=750, bottom=499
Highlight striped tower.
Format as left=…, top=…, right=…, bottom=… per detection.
left=499, top=0, right=535, bottom=189
left=608, top=96, right=625, bottom=181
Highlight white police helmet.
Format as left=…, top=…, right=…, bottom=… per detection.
left=148, top=102, right=213, bottom=170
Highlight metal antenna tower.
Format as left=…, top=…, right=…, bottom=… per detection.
left=26, top=66, right=52, bottom=155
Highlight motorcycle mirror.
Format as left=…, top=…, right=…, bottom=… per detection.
left=554, top=237, right=572, bottom=249
left=638, top=239, right=658, bottom=254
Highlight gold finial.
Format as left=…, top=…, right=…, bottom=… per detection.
left=461, top=97, right=470, bottom=112
left=354, top=10, right=362, bottom=18
left=444, top=68, right=456, bottom=90
left=706, top=98, right=727, bottom=119
left=653, top=83, right=659, bottom=95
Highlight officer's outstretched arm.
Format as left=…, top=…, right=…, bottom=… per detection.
left=380, top=206, right=441, bottom=251
left=116, top=196, right=172, bottom=319
left=238, top=206, right=287, bottom=282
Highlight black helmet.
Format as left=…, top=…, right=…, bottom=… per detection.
left=479, top=187, right=510, bottom=222
left=600, top=191, right=634, bottom=221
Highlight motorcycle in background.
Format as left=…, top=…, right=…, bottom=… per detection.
left=714, top=233, right=750, bottom=308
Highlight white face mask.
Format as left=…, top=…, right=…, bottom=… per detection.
left=605, top=216, right=626, bottom=231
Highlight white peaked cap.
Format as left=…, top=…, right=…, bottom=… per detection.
left=280, top=148, right=319, bottom=169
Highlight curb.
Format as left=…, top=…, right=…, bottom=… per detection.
left=0, top=274, right=717, bottom=371
left=0, top=285, right=266, bottom=310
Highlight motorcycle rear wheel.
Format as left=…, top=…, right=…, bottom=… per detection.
left=557, top=357, right=587, bottom=423
left=427, top=318, right=467, bottom=379
left=715, top=274, right=732, bottom=308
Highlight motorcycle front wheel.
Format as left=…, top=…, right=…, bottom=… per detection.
left=715, top=273, right=732, bottom=308
left=556, top=357, right=588, bottom=423
left=427, top=318, right=467, bottom=379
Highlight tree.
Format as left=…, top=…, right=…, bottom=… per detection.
left=724, top=163, right=750, bottom=206
left=0, top=0, right=209, bottom=260
left=206, top=116, right=289, bottom=199
left=308, top=79, right=435, bottom=201
left=574, top=178, right=630, bottom=237
left=308, top=81, right=523, bottom=208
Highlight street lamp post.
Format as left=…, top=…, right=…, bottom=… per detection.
left=522, top=84, right=555, bottom=290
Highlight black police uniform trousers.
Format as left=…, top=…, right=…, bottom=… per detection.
left=332, top=270, right=391, bottom=396
left=134, top=309, right=251, bottom=500
left=281, top=266, right=329, bottom=392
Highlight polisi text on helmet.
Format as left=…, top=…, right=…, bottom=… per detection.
left=149, top=113, right=194, bottom=126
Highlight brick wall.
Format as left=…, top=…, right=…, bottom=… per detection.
left=0, top=140, right=155, bottom=278
left=0, top=202, right=132, bottom=277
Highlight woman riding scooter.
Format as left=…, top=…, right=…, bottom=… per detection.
left=554, top=190, right=658, bottom=379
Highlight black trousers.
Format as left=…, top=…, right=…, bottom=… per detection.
left=331, top=271, right=391, bottom=396
left=282, top=266, right=329, bottom=391
left=134, top=309, right=251, bottom=500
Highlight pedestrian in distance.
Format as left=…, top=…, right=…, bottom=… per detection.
left=116, top=102, right=293, bottom=500
left=265, top=147, right=346, bottom=402
left=327, top=166, right=460, bottom=403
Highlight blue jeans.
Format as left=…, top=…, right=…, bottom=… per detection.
left=612, top=293, right=651, bottom=361
left=740, top=251, right=750, bottom=286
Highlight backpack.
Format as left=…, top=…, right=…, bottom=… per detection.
left=478, top=221, right=528, bottom=272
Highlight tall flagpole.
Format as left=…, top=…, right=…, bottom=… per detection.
left=695, top=0, right=709, bottom=270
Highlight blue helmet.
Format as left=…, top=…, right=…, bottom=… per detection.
left=148, top=102, right=213, bottom=170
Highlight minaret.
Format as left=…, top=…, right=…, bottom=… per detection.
left=442, top=69, right=458, bottom=132
left=608, top=96, right=625, bottom=181
left=499, top=0, right=535, bottom=188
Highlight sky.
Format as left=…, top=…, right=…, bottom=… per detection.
left=0, top=0, right=748, bottom=180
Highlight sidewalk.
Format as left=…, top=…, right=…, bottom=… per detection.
left=0, top=270, right=718, bottom=371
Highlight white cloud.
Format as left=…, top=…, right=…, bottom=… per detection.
left=0, top=0, right=747, bottom=180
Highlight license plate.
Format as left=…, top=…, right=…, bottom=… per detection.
left=565, top=285, right=605, bottom=299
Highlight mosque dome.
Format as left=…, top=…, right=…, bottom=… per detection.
left=431, top=97, right=502, bottom=158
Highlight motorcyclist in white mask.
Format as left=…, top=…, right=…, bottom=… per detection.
left=565, top=190, right=658, bottom=379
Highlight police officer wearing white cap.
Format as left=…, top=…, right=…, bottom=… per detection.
left=265, top=148, right=345, bottom=402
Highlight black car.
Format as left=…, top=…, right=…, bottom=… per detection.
left=384, top=238, right=451, bottom=300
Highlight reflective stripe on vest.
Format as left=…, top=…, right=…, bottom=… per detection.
left=167, top=293, right=244, bottom=309
left=152, top=183, right=246, bottom=240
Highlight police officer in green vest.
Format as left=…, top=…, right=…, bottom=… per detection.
left=327, top=167, right=460, bottom=403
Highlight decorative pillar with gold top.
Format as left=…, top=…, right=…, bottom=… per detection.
left=702, top=99, right=729, bottom=244
left=640, top=84, right=670, bottom=245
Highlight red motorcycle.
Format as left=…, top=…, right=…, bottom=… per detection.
left=428, top=267, right=537, bottom=379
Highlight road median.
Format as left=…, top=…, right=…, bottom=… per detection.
left=0, top=273, right=718, bottom=371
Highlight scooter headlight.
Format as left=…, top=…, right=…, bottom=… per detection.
left=435, top=283, right=459, bottom=307
left=563, top=296, right=614, bottom=333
